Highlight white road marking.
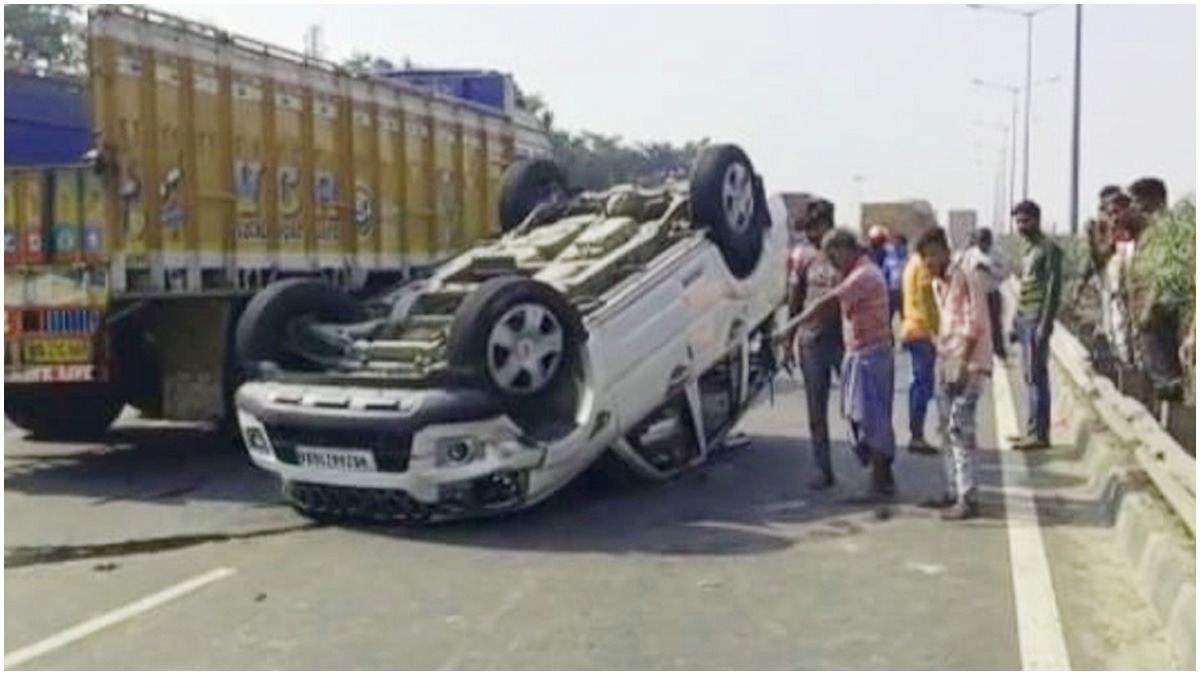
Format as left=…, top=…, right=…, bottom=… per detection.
left=992, top=361, right=1072, bottom=671
left=903, top=561, right=947, bottom=576
left=4, top=567, right=236, bottom=669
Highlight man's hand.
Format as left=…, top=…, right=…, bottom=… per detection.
left=1181, top=330, right=1196, bottom=367
left=1036, top=321, right=1052, bottom=345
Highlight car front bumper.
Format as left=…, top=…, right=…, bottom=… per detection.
left=235, top=382, right=549, bottom=520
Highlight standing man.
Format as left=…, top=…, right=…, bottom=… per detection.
left=866, top=224, right=890, bottom=268
left=918, top=227, right=993, bottom=520
left=785, top=228, right=896, bottom=499
left=1128, top=177, right=1186, bottom=402
left=882, top=234, right=908, bottom=324
left=1010, top=200, right=1063, bottom=450
left=971, top=228, right=1009, bottom=360
left=900, top=229, right=940, bottom=454
left=1076, top=186, right=1123, bottom=366
left=1102, top=192, right=1140, bottom=366
left=785, top=199, right=844, bottom=490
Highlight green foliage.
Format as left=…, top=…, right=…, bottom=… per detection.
left=4, top=4, right=85, bottom=74
left=1133, top=198, right=1197, bottom=321
left=547, top=129, right=709, bottom=191
left=343, top=52, right=398, bottom=76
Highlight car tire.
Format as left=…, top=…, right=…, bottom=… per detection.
left=689, top=144, right=768, bottom=279
left=5, top=389, right=124, bottom=439
left=446, top=276, right=585, bottom=412
left=235, top=278, right=365, bottom=377
left=498, top=158, right=568, bottom=233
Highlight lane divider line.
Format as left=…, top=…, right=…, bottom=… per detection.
left=4, top=566, right=236, bottom=669
left=992, top=360, right=1072, bottom=671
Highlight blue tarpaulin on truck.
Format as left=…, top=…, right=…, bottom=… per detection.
left=383, top=69, right=510, bottom=113
left=5, top=70, right=93, bottom=167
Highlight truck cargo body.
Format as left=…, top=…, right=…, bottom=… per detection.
left=4, top=5, right=549, bottom=434
left=947, top=209, right=978, bottom=250
left=860, top=200, right=938, bottom=243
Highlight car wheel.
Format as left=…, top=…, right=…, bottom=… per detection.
left=235, top=278, right=366, bottom=377
left=5, top=389, right=124, bottom=440
left=447, top=276, right=585, bottom=412
left=498, top=158, right=568, bottom=233
left=689, top=144, right=768, bottom=279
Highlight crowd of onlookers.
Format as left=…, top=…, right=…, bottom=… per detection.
left=776, top=181, right=1195, bottom=520
left=1076, top=178, right=1195, bottom=405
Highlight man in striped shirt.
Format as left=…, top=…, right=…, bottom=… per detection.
left=1010, top=200, right=1063, bottom=450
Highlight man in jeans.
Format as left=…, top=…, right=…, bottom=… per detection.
left=900, top=228, right=940, bottom=454
left=785, top=228, right=896, bottom=499
left=784, top=199, right=843, bottom=490
left=1010, top=200, right=1063, bottom=450
left=917, top=227, right=993, bottom=520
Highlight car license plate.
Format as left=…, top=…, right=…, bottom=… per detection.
left=22, top=337, right=91, bottom=364
left=295, top=446, right=377, bottom=472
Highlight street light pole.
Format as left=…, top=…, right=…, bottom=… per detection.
left=972, top=76, right=1057, bottom=232
left=969, top=4, right=1057, bottom=203
left=1069, top=4, right=1083, bottom=234
left=1022, top=15, right=1034, bottom=200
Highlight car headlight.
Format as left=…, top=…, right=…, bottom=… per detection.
left=434, top=431, right=539, bottom=467
left=237, top=410, right=274, bottom=458
left=435, top=437, right=485, bottom=467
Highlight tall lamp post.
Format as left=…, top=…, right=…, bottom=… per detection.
left=968, top=4, right=1058, bottom=201
left=972, top=120, right=1011, bottom=229
left=1069, top=5, right=1083, bottom=234
left=972, top=76, right=1058, bottom=231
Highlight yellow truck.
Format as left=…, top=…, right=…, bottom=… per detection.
left=4, top=5, right=552, bottom=437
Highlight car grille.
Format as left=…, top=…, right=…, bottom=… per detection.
left=284, top=481, right=431, bottom=523
left=266, top=425, right=413, bottom=472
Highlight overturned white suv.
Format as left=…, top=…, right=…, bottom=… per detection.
left=234, top=144, right=788, bottom=522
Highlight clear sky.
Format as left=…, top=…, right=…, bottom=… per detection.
left=157, top=2, right=1196, bottom=232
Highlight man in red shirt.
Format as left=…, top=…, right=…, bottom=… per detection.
left=784, top=228, right=896, bottom=499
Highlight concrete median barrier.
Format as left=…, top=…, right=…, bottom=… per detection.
left=1049, top=322, right=1195, bottom=670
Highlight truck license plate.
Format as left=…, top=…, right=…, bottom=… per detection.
left=295, top=446, right=377, bottom=472
left=22, top=337, right=91, bottom=364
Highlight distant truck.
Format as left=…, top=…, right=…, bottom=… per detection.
left=947, top=210, right=978, bottom=250
left=860, top=200, right=937, bottom=243
left=3, top=5, right=551, bottom=438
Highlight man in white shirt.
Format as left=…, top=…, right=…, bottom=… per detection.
left=969, top=229, right=1008, bottom=360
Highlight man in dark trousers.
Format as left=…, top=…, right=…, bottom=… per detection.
left=971, top=228, right=1008, bottom=360
left=1009, top=200, right=1063, bottom=450
left=784, top=199, right=844, bottom=490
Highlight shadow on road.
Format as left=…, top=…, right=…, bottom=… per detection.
left=4, top=422, right=278, bottom=508
left=351, top=435, right=962, bottom=557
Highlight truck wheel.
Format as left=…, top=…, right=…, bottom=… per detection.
left=447, top=276, right=585, bottom=412
left=5, top=390, right=123, bottom=440
left=689, top=144, right=768, bottom=279
left=498, top=159, right=568, bottom=232
left=235, top=278, right=365, bottom=377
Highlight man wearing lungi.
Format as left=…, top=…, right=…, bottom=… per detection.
left=782, top=228, right=897, bottom=499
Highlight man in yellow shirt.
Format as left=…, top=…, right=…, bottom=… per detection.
left=900, top=228, right=941, bottom=454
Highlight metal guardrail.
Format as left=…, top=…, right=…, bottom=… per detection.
left=1050, top=322, right=1196, bottom=536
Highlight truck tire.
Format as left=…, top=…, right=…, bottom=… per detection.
left=446, top=276, right=585, bottom=413
left=689, top=144, right=768, bottom=279
left=5, top=389, right=123, bottom=440
left=498, top=159, right=568, bottom=232
left=235, top=278, right=365, bottom=377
